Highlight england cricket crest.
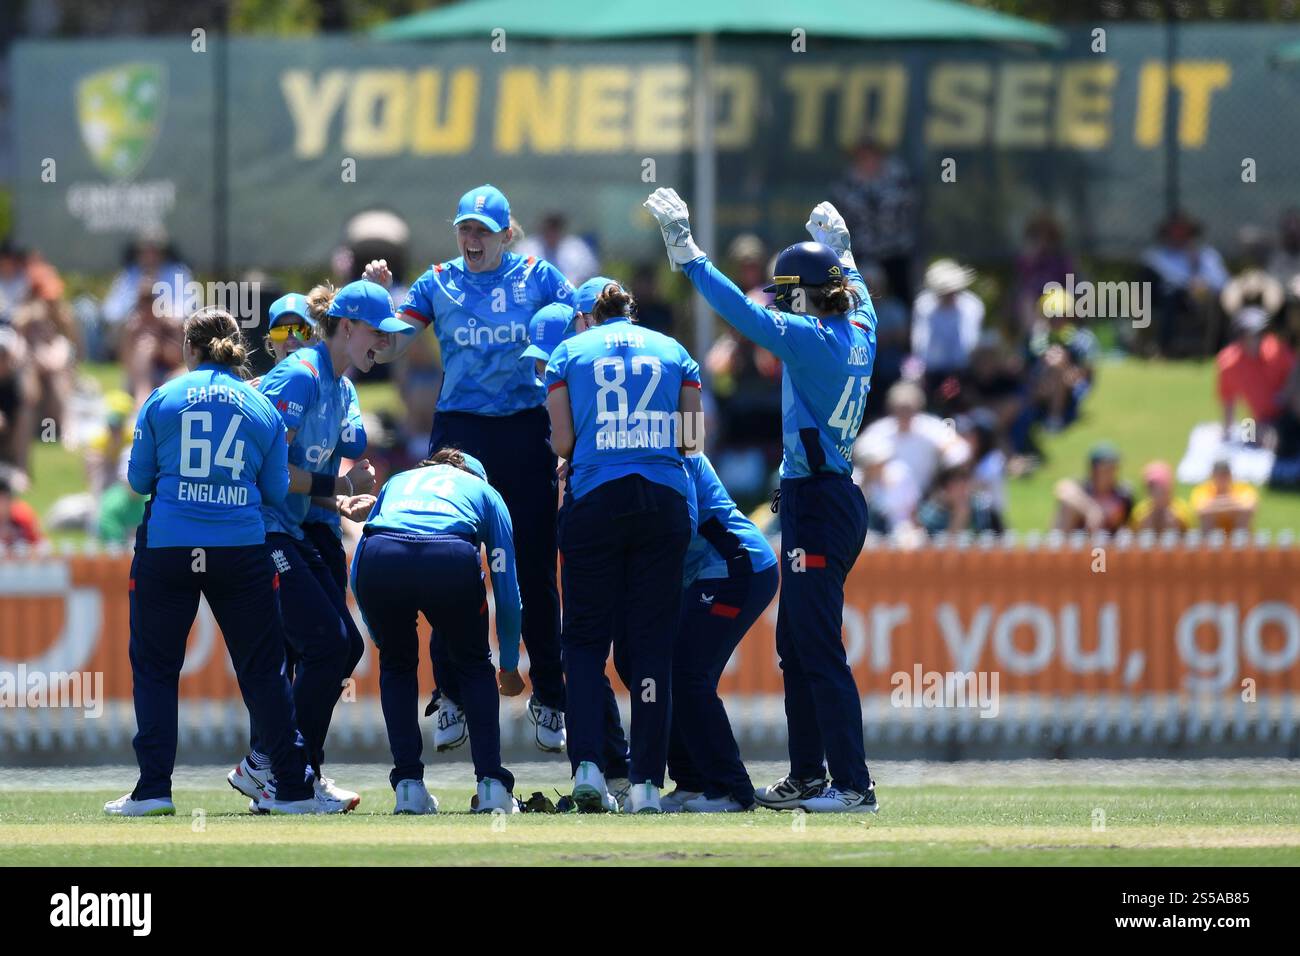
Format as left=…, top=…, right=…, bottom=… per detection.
left=76, top=62, right=166, bottom=180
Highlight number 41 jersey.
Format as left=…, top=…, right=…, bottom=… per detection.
left=128, top=363, right=290, bottom=548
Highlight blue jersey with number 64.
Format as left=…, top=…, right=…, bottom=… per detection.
left=128, top=364, right=289, bottom=548
left=683, top=256, right=877, bottom=478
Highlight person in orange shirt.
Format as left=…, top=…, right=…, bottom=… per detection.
left=1217, top=306, right=1295, bottom=440
left=1190, top=457, right=1258, bottom=533
left=0, top=470, right=41, bottom=546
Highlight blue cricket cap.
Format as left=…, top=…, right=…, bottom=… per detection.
left=327, top=280, right=414, bottom=334
left=453, top=184, right=510, bottom=233
left=268, top=292, right=309, bottom=326
left=522, top=303, right=577, bottom=361
left=459, top=452, right=488, bottom=482
left=574, top=275, right=623, bottom=316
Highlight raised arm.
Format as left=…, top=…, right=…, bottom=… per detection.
left=364, top=259, right=427, bottom=364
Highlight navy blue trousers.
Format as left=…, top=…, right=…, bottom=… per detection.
left=302, top=521, right=348, bottom=592
left=256, top=532, right=365, bottom=773
left=428, top=407, right=564, bottom=709
left=667, top=564, right=779, bottom=805
left=353, top=530, right=513, bottom=791
left=559, top=475, right=690, bottom=787
left=128, top=543, right=312, bottom=801
left=776, top=474, right=872, bottom=792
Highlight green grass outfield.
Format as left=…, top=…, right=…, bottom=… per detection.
left=2, top=762, right=1298, bottom=866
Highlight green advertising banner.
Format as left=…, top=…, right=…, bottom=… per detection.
left=13, top=26, right=1300, bottom=274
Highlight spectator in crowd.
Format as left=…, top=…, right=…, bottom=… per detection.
left=13, top=261, right=79, bottom=434
left=831, top=138, right=917, bottom=304
left=854, top=438, right=920, bottom=536
left=96, top=447, right=145, bottom=544
left=1221, top=227, right=1286, bottom=351
left=1130, top=460, right=1192, bottom=533
left=84, top=390, right=136, bottom=499
left=100, top=228, right=192, bottom=358
left=629, top=264, right=676, bottom=338
left=1191, top=456, right=1257, bottom=533
left=0, top=241, right=31, bottom=326
left=1025, top=287, right=1098, bottom=433
left=917, top=462, right=1003, bottom=536
left=515, top=212, right=599, bottom=287
left=911, top=259, right=984, bottom=398
left=960, top=407, right=1008, bottom=523
left=1140, top=211, right=1229, bottom=357
left=1217, top=306, right=1295, bottom=441
left=855, top=380, right=957, bottom=495
left=1268, top=208, right=1300, bottom=294
left=861, top=265, right=909, bottom=423
left=1014, top=212, right=1076, bottom=337
left=1053, top=443, right=1134, bottom=534
left=119, top=280, right=184, bottom=407
left=0, top=469, right=41, bottom=546
left=0, top=326, right=38, bottom=476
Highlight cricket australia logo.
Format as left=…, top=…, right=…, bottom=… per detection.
left=76, top=63, right=166, bottom=179
left=271, top=549, right=291, bottom=574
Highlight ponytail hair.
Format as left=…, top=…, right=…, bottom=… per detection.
left=807, top=277, right=860, bottom=315
left=592, top=283, right=636, bottom=325
left=306, top=281, right=341, bottom=338
left=184, top=307, right=248, bottom=372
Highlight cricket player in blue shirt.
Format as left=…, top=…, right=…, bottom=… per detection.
left=352, top=449, right=525, bottom=814
left=545, top=281, right=703, bottom=814
left=107, top=308, right=340, bottom=816
left=659, top=452, right=779, bottom=812
left=646, top=188, right=880, bottom=813
left=228, top=279, right=411, bottom=812
left=365, top=185, right=573, bottom=753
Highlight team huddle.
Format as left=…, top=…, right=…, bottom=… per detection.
left=104, top=183, right=882, bottom=817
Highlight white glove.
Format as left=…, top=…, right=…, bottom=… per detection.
left=643, top=187, right=704, bottom=270
left=805, top=201, right=856, bottom=270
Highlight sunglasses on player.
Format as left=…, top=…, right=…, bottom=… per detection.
left=268, top=322, right=312, bottom=343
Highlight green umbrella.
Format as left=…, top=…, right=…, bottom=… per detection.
left=375, top=0, right=1063, bottom=357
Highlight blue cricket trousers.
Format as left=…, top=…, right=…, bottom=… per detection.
left=128, top=544, right=312, bottom=801
left=776, top=474, right=872, bottom=792
left=429, top=406, right=564, bottom=709
left=258, top=532, right=365, bottom=774
left=353, top=529, right=513, bottom=791
left=559, top=475, right=691, bottom=788
left=667, top=564, right=780, bottom=805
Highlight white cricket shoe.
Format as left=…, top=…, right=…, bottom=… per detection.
left=659, top=788, right=703, bottom=813
left=434, top=696, right=468, bottom=752
left=571, top=761, right=618, bottom=813
left=394, top=779, right=438, bottom=815
left=683, top=794, right=749, bottom=813
left=626, top=782, right=663, bottom=814
left=607, top=777, right=632, bottom=811
left=104, top=794, right=175, bottom=817
left=799, top=784, right=879, bottom=814
left=314, top=775, right=361, bottom=812
left=753, top=774, right=828, bottom=810
left=473, top=778, right=520, bottom=814
left=257, top=779, right=352, bottom=815
left=226, top=756, right=270, bottom=801
left=528, top=696, right=566, bottom=752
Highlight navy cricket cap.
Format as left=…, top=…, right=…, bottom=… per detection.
left=268, top=292, right=309, bottom=326
left=522, top=303, right=577, bottom=361
left=327, top=280, right=414, bottom=334
left=454, top=184, right=510, bottom=233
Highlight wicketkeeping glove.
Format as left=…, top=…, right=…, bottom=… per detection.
left=644, top=187, right=704, bottom=270
left=805, top=200, right=856, bottom=270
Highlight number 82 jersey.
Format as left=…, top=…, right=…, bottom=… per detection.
left=128, top=364, right=290, bottom=548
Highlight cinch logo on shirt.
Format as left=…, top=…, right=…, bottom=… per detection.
left=453, top=319, right=529, bottom=347
left=303, top=443, right=333, bottom=466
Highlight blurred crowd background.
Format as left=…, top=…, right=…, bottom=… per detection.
left=3, top=0, right=1300, bottom=547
